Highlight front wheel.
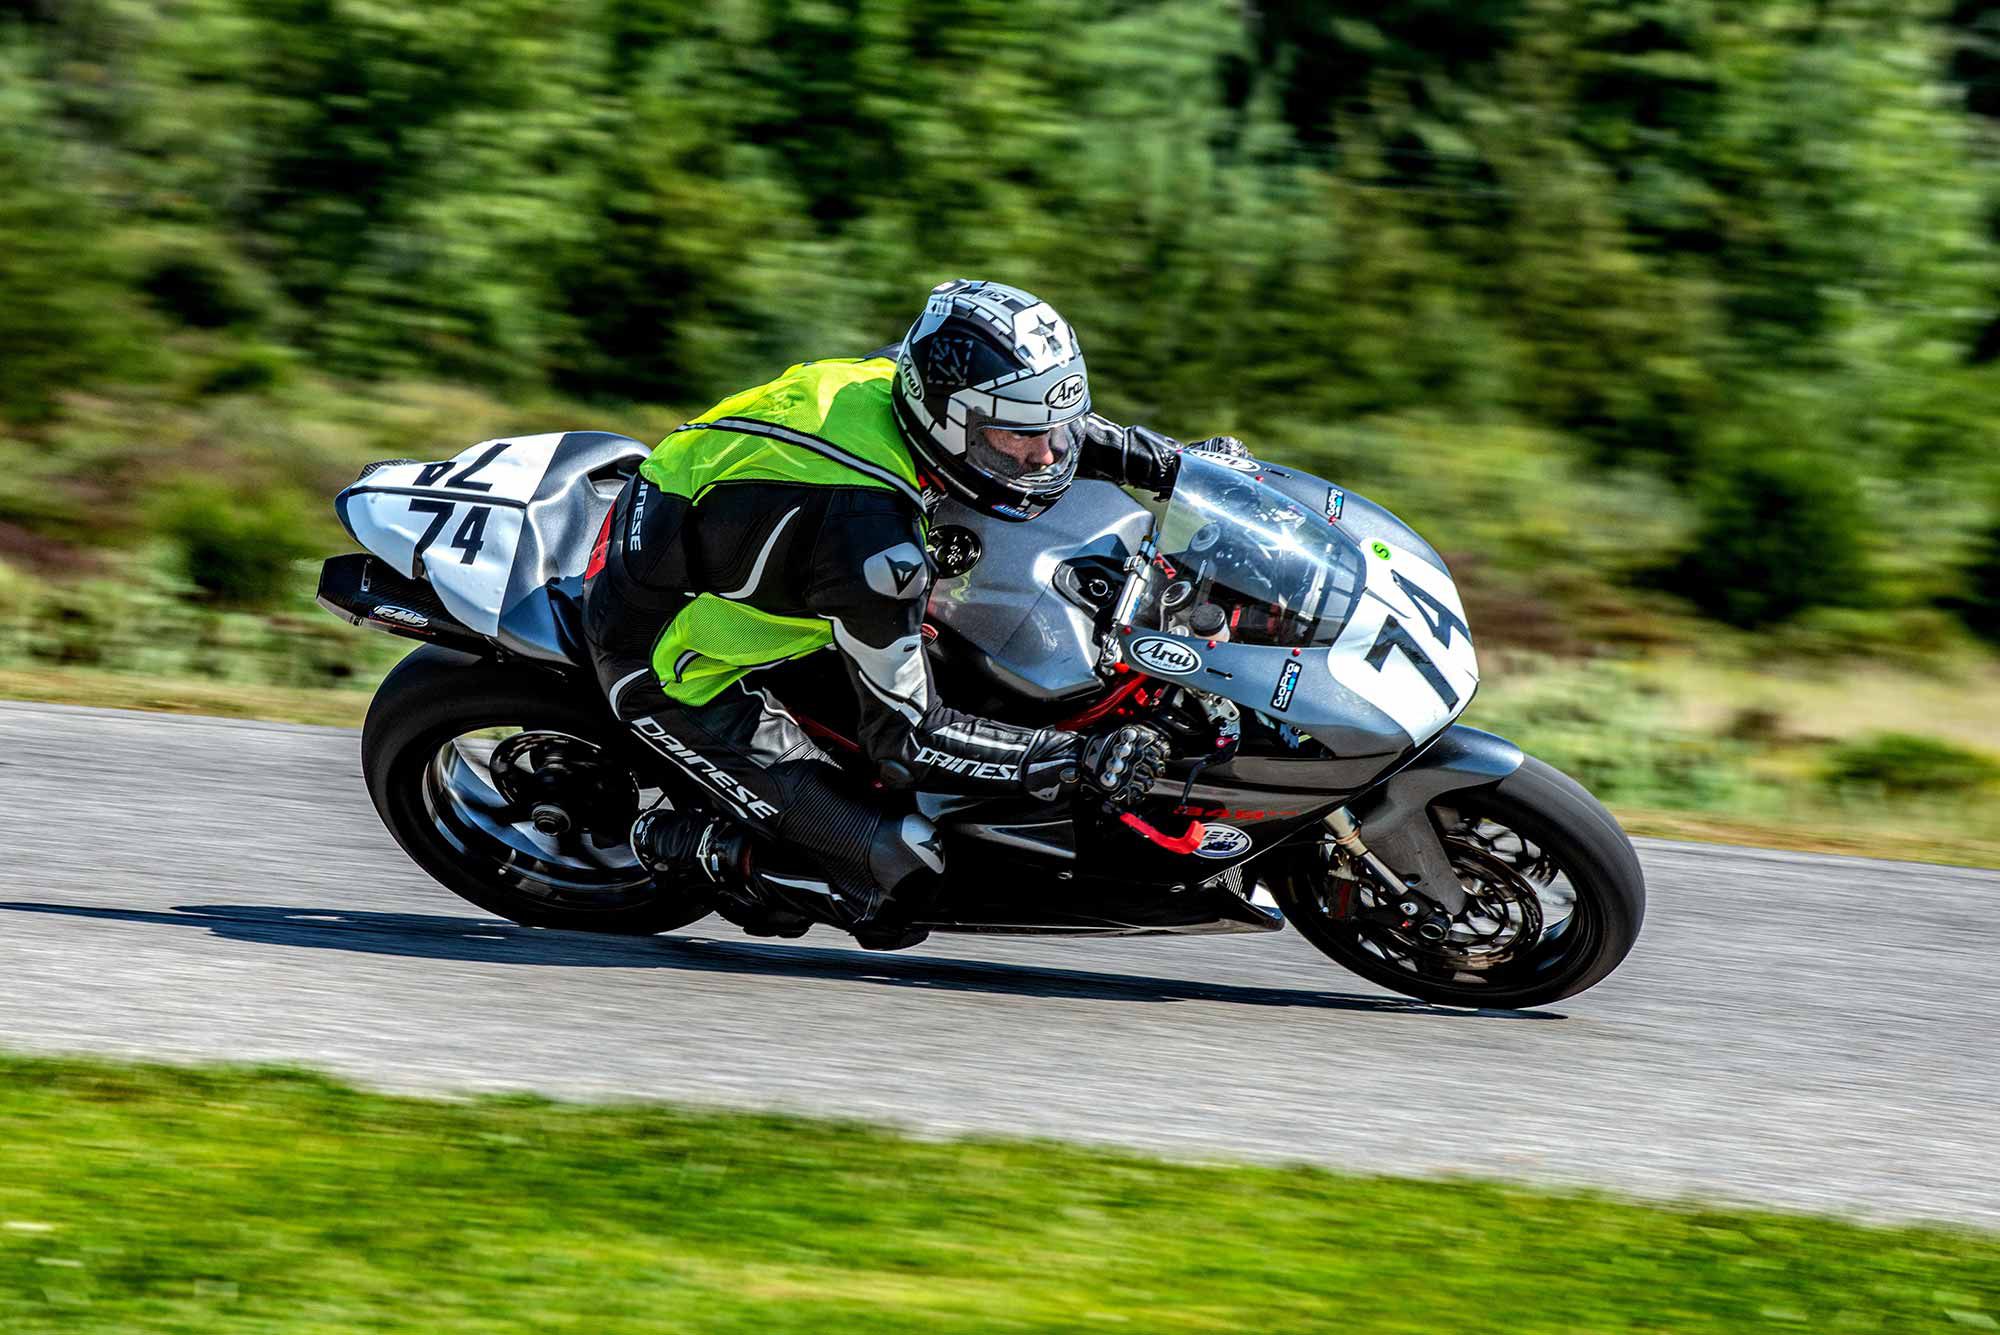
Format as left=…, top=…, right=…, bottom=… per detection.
left=1273, top=757, right=1646, bottom=1008
left=361, top=647, right=712, bottom=934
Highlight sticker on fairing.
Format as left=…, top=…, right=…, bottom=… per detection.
left=1326, top=540, right=1478, bottom=744
left=1129, top=636, right=1202, bottom=675
left=1271, top=659, right=1301, bottom=712
left=1194, top=824, right=1253, bottom=858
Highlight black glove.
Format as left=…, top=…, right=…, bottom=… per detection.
left=1117, top=425, right=1182, bottom=496
left=1076, top=417, right=1181, bottom=497
left=1085, top=426, right=1249, bottom=497
left=1077, top=723, right=1171, bottom=807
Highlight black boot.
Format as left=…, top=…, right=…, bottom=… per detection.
left=629, top=810, right=810, bottom=938
left=851, top=917, right=931, bottom=951
left=630, top=808, right=750, bottom=884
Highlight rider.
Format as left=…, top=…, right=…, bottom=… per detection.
left=581, top=278, right=1232, bottom=947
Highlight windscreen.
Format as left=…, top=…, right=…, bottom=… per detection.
left=1139, top=451, right=1368, bottom=648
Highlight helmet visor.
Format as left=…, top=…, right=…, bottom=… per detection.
left=963, top=408, right=1082, bottom=492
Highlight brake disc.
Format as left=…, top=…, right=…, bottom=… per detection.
left=1426, top=839, right=1545, bottom=968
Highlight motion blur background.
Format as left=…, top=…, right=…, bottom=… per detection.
left=1, top=0, right=1997, bottom=861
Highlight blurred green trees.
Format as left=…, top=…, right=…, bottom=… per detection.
left=0, top=51, right=129, bottom=422
left=1821, top=731, right=2000, bottom=797
left=0, top=0, right=1997, bottom=640
left=1670, top=448, right=1869, bottom=628
left=154, top=480, right=318, bottom=605
left=1962, top=508, right=2000, bottom=643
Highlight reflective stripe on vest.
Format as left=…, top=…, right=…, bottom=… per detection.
left=672, top=416, right=926, bottom=510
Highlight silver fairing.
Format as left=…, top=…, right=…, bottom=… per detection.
left=336, top=430, right=646, bottom=664
left=492, top=432, right=647, bottom=661
left=926, top=480, right=1151, bottom=700
left=929, top=462, right=1475, bottom=773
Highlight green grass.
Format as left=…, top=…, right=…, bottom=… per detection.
left=1466, top=654, right=2000, bottom=868
left=0, top=665, right=375, bottom=727
left=1, top=1055, right=1997, bottom=1333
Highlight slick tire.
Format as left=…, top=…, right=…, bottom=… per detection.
left=1277, top=757, right=1646, bottom=1009
left=362, top=646, right=711, bottom=934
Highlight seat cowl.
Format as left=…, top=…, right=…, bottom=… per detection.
left=495, top=575, right=591, bottom=667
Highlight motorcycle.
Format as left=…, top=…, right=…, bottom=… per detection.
left=316, top=430, right=1644, bottom=1008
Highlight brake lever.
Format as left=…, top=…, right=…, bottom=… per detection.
left=1174, top=738, right=1238, bottom=809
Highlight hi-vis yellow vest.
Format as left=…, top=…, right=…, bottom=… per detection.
left=640, top=357, right=925, bottom=706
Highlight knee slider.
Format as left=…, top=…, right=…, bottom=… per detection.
left=867, top=813, right=945, bottom=894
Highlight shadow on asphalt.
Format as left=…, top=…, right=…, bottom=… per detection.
left=0, top=901, right=1558, bottom=1019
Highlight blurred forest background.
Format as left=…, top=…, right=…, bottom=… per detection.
left=2, top=0, right=1998, bottom=855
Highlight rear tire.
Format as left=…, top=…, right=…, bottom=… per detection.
left=361, top=647, right=711, bottom=934
left=1274, top=757, right=1646, bottom=1008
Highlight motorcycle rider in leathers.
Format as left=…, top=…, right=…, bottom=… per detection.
left=582, top=279, right=1239, bottom=948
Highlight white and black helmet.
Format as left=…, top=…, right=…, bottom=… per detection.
left=890, top=279, right=1091, bottom=521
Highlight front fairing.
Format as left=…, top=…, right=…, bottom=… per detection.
left=918, top=449, right=1480, bottom=896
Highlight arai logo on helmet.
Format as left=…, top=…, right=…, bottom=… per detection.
left=1046, top=374, right=1087, bottom=411
left=1128, top=636, right=1201, bottom=675
left=1194, top=824, right=1253, bottom=858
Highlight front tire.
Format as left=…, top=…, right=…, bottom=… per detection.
left=361, top=647, right=711, bottom=934
left=1274, top=757, right=1646, bottom=1008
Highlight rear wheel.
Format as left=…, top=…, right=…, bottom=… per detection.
left=362, top=647, right=711, bottom=934
left=1274, top=757, right=1645, bottom=1008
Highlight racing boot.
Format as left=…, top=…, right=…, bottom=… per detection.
left=725, top=811, right=943, bottom=951
left=847, top=813, right=946, bottom=952
left=628, top=809, right=810, bottom=938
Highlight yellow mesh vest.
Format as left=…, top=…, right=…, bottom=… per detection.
left=639, top=358, right=922, bottom=706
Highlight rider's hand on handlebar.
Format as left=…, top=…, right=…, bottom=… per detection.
left=1078, top=723, right=1171, bottom=807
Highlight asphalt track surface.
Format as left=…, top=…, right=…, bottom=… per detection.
left=1, top=701, right=1994, bottom=1227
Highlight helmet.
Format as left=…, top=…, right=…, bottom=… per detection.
left=890, top=279, right=1091, bottom=521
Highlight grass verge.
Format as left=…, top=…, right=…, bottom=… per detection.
left=0, top=666, right=374, bottom=728
left=2, top=1054, right=1996, bottom=1333
left=1613, top=807, right=2000, bottom=870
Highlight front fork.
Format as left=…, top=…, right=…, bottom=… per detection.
left=1325, top=804, right=1470, bottom=914
left=1315, top=725, right=1529, bottom=927
left=1322, top=806, right=1463, bottom=941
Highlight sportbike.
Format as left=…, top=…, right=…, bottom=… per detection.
left=317, top=431, right=1644, bottom=1008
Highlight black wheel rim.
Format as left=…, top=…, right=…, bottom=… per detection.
left=419, top=727, right=667, bottom=912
